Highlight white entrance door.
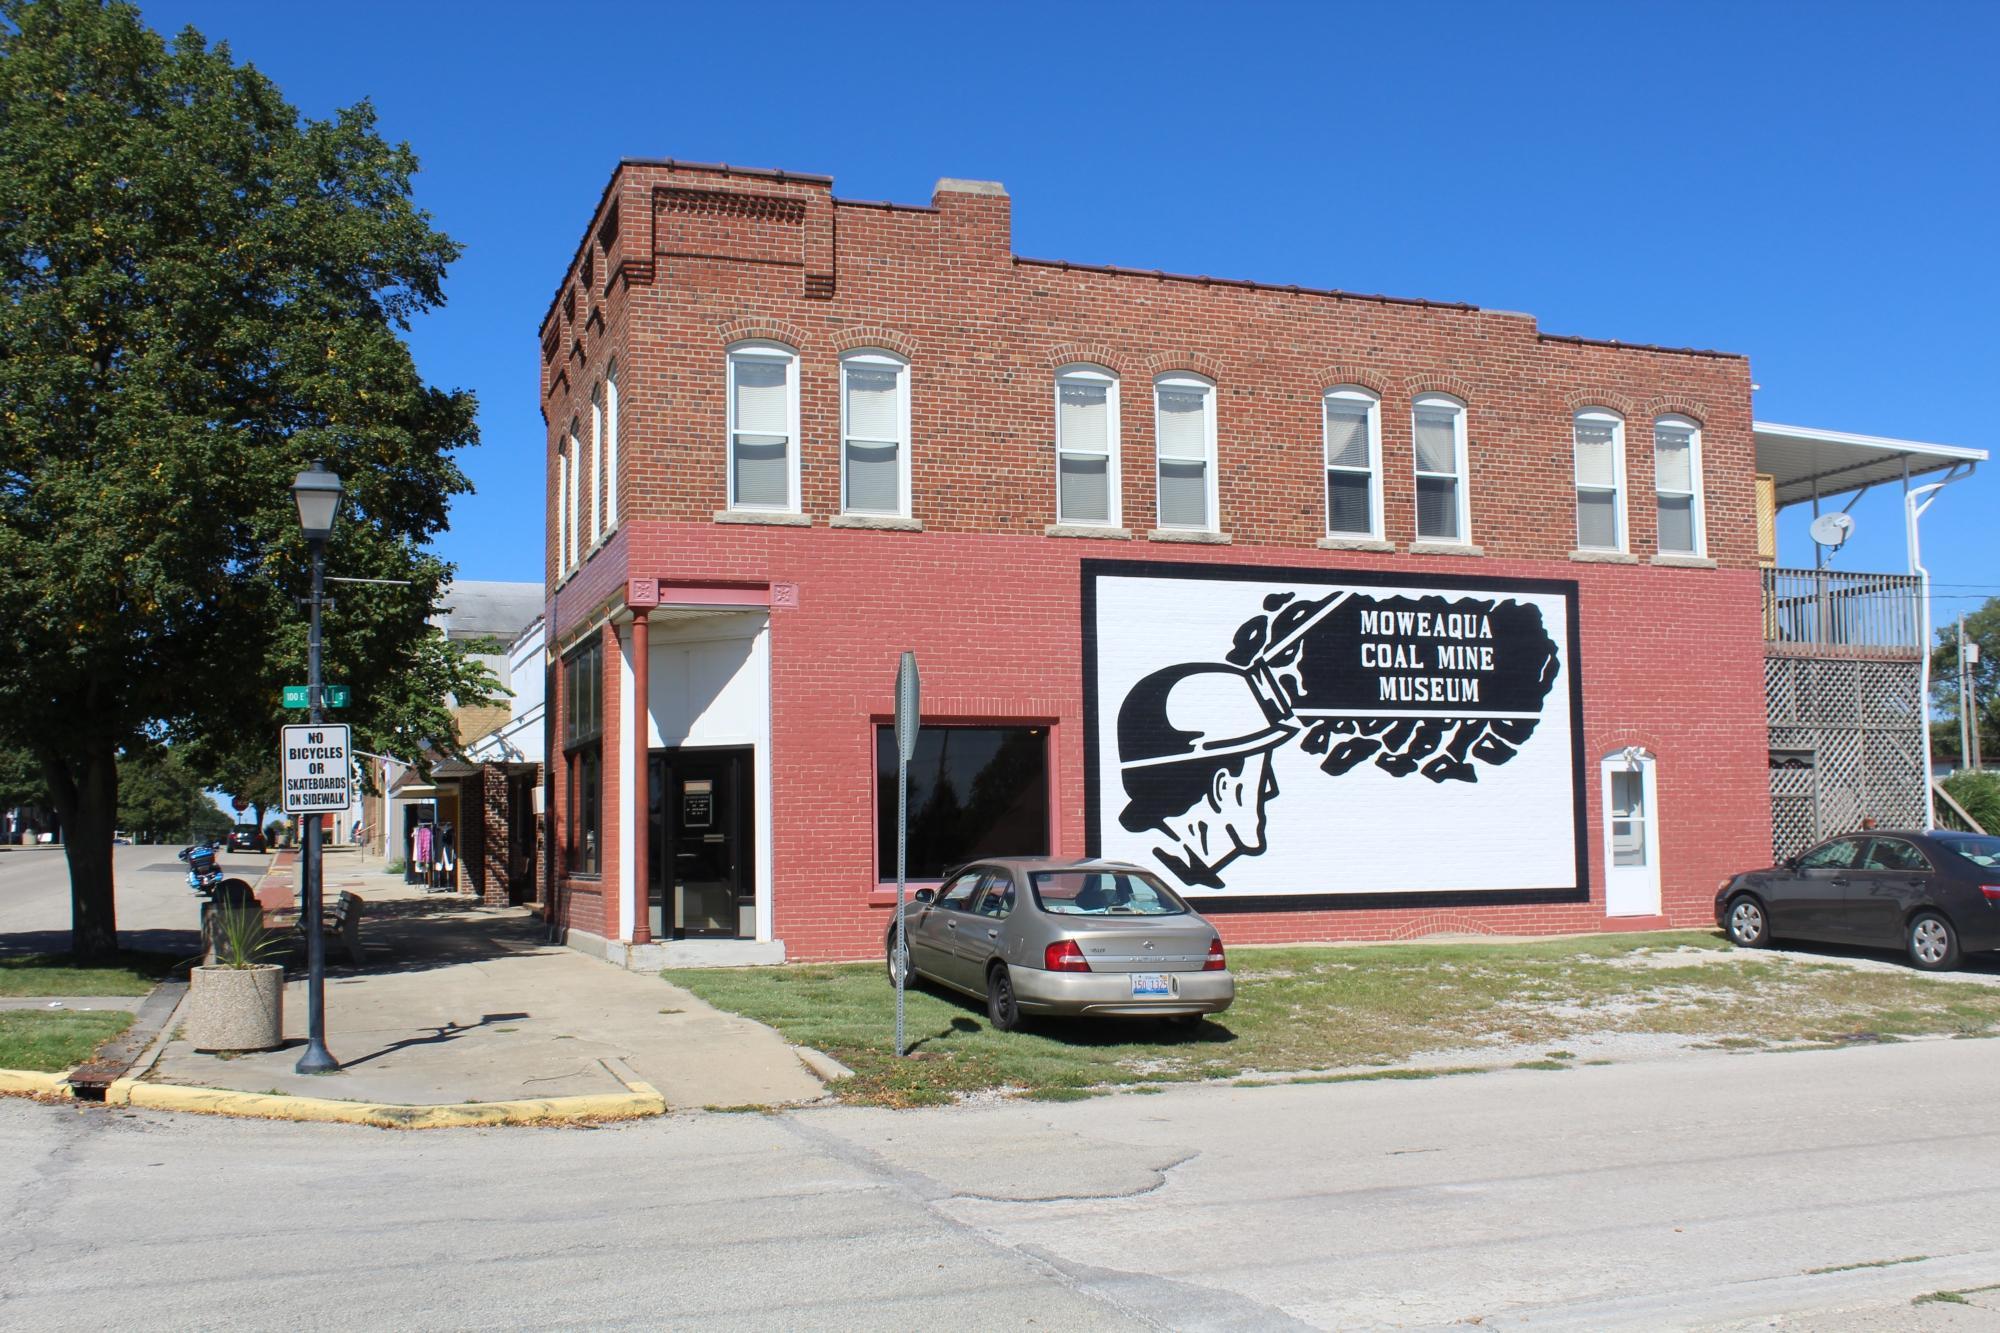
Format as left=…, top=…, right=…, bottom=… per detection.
left=1602, top=752, right=1661, bottom=917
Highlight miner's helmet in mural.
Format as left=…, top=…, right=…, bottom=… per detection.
left=1117, top=662, right=1300, bottom=889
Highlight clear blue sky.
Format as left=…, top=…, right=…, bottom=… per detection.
left=143, top=0, right=1999, bottom=630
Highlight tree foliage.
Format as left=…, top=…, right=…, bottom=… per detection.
left=0, top=0, right=481, bottom=955
left=114, top=745, right=220, bottom=842
left=1931, top=598, right=2000, bottom=766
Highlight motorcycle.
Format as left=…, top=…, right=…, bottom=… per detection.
left=177, top=841, right=228, bottom=897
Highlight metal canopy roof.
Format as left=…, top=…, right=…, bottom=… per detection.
left=1755, top=421, right=1986, bottom=509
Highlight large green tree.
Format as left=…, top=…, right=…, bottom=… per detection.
left=1931, top=598, right=2000, bottom=767
left=0, top=0, right=480, bottom=956
left=115, top=744, right=216, bottom=843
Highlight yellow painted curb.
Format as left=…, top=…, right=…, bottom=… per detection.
left=0, top=1068, right=75, bottom=1099
left=101, top=1076, right=667, bottom=1129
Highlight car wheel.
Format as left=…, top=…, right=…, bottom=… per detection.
left=986, top=964, right=1025, bottom=1032
left=885, top=933, right=909, bottom=985
left=1908, top=911, right=1961, bottom=971
left=1725, top=894, right=1769, bottom=948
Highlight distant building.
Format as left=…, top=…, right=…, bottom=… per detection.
left=382, top=580, right=542, bottom=891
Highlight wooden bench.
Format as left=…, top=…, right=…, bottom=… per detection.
left=314, top=890, right=366, bottom=968
left=203, top=886, right=365, bottom=968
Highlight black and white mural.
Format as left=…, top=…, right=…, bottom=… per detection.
left=1082, top=561, right=1588, bottom=909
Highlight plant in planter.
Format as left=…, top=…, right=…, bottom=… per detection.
left=186, top=901, right=287, bottom=1053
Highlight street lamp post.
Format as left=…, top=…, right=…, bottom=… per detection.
left=292, top=460, right=343, bottom=1075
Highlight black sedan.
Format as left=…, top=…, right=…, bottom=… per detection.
left=1716, top=830, right=2000, bottom=970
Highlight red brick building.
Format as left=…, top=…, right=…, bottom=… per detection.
left=536, top=158, right=1973, bottom=967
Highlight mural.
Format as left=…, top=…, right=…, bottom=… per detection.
left=1084, top=561, right=1587, bottom=908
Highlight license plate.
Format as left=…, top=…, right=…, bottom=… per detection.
left=1130, top=973, right=1171, bottom=997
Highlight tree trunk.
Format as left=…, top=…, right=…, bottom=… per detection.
left=44, top=746, right=120, bottom=960
left=252, top=801, right=267, bottom=851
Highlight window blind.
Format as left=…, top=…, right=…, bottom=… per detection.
left=845, top=365, right=900, bottom=441
left=733, top=360, right=789, bottom=436
left=1414, top=409, right=1458, bottom=474
left=1158, top=460, right=1207, bottom=527
left=845, top=441, right=899, bottom=514
left=1574, top=420, right=1618, bottom=488
left=1416, top=475, right=1459, bottom=540
left=1327, top=471, right=1371, bottom=534
left=1156, top=388, right=1208, bottom=460
left=1654, top=426, right=1693, bottom=492
left=1058, top=381, right=1108, bottom=453
left=1059, top=452, right=1109, bottom=522
left=1325, top=402, right=1370, bottom=469
left=1577, top=490, right=1618, bottom=549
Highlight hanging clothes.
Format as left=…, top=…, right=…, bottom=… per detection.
left=412, top=823, right=434, bottom=870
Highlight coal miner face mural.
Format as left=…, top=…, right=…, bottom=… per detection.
left=1084, top=562, right=1587, bottom=908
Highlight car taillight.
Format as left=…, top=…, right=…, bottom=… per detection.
left=1981, top=886, right=2000, bottom=904
left=1044, top=940, right=1091, bottom=972
left=1203, top=937, right=1227, bottom=971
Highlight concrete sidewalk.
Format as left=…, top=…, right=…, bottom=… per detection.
left=143, top=872, right=826, bottom=1111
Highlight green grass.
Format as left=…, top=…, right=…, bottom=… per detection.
left=0, top=951, right=179, bottom=997
left=666, top=930, right=2000, bottom=1108
left=0, top=1010, right=133, bottom=1071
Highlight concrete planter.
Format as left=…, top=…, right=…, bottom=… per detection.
left=186, top=964, right=285, bottom=1053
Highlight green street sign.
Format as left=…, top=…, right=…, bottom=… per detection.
left=283, top=685, right=350, bottom=709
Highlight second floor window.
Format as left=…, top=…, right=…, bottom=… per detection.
left=1154, top=374, right=1216, bottom=530
left=1055, top=364, right=1118, bottom=525
left=1412, top=394, right=1468, bottom=542
left=1654, top=415, right=1704, bottom=555
left=841, top=350, right=909, bottom=516
left=727, top=342, right=798, bottom=512
left=589, top=382, right=605, bottom=545
left=1324, top=388, right=1380, bottom=538
left=1573, top=409, right=1626, bottom=551
left=555, top=441, right=571, bottom=574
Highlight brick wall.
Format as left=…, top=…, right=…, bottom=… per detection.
left=535, top=159, right=1770, bottom=960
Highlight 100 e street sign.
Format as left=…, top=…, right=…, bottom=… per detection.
left=283, top=684, right=349, bottom=708
left=281, top=724, right=352, bottom=814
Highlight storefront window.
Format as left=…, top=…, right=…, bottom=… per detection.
left=875, top=725, right=1049, bottom=879
left=564, top=636, right=603, bottom=875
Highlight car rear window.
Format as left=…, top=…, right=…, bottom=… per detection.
left=1031, top=870, right=1189, bottom=917
left=1944, top=836, right=2000, bottom=870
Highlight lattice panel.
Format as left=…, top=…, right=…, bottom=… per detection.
left=1764, top=656, right=1926, bottom=857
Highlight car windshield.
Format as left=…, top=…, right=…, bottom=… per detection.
left=1944, top=836, right=2000, bottom=870
left=1031, top=870, right=1189, bottom=916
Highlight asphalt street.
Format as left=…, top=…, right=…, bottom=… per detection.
left=0, top=842, right=270, bottom=957
left=6, top=1036, right=2000, bottom=1329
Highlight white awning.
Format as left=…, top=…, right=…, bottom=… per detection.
left=1755, top=421, right=1985, bottom=510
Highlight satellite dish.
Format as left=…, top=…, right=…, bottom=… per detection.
left=1809, top=512, right=1856, bottom=549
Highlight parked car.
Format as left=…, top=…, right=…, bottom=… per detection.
left=1716, top=830, right=2000, bottom=970
left=224, top=824, right=262, bottom=852
left=885, top=857, right=1234, bottom=1030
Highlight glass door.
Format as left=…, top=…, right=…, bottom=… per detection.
left=649, top=747, right=755, bottom=939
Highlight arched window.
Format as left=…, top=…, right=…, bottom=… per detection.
left=726, top=342, right=799, bottom=512
left=1412, top=393, right=1469, bottom=543
left=604, top=358, right=620, bottom=529
left=555, top=436, right=572, bottom=574
left=1323, top=387, right=1381, bottom=539
left=1153, top=372, right=1216, bottom=532
left=567, top=417, right=583, bottom=567
left=1054, top=363, right=1119, bottom=526
left=1653, top=414, right=1704, bottom=556
left=839, top=349, right=910, bottom=517
left=1573, top=408, right=1626, bottom=552
left=588, top=381, right=604, bottom=545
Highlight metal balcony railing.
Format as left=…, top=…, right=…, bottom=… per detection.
left=1763, top=567, right=1924, bottom=657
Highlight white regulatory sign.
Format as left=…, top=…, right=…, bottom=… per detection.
left=281, top=723, right=352, bottom=814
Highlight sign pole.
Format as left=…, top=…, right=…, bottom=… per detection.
left=295, top=534, right=338, bottom=1075
left=893, top=652, right=920, bottom=1059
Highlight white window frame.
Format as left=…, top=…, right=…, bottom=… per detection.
left=1572, top=408, right=1628, bottom=552
left=1152, top=372, right=1218, bottom=533
left=588, top=381, right=604, bottom=545
left=725, top=340, right=801, bottom=514
left=1322, top=386, right=1382, bottom=540
left=838, top=348, right=912, bottom=518
left=1652, top=413, right=1706, bottom=556
left=1411, top=393, right=1471, bottom=544
left=1054, top=363, right=1121, bottom=527
left=604, top=357, right=620, bottom=530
